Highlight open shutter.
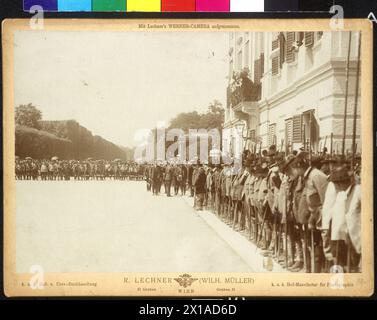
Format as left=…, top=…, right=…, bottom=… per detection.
left=303, top=109, right=319, bottom=148
left=271, top=56, right=279, bottom=76
left=285, top=118, right=293, bottom=152
left=286, top=32, right=296, bottom=63
left=254, top=59, right=260, bottom=84
left=254, top=53, right=264, bottom=84
left=272, top=38, right=279, bottom=51
left=292, top=115, right=303, bottom=143
left=271, top=35, right=283, bottom=76
left=268, top=124, right=277, bottom=147
left=304, top=32, right=314, bottom=47
left=279, top=33, right=286, bottom=67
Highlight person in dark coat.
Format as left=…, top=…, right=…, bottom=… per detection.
left=151, top=164, right=163, bottom=195
left=164, top=164, right=173, bottom=197
left=194, top=166, right=207, bottom=210
left=187, top=164, right=194, bottom=197
left=180, top=164, right=188, bottom=195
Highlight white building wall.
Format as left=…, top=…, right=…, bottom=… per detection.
left=224, top=30, right=361, bottom=155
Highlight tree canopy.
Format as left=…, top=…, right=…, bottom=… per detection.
left=168, top=100, right=224, bottom=132
left=15, top=104, right=42, bottom=129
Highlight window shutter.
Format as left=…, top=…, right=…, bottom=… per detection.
left=271, top=56, right=279, bottom=76
left=260, top=53, right=264, bottom=75
left=285, top=118, right=293, bottom=145
left=286, top=32, right=296, bottom=63
left=254, top=53, right=265, bottom=83
left=285, top=118, right=293, bottom=153
left=254, top=59, right=260, bottom=84
left=279, top=33, right=286, bottom=66
left=304, top=32, right=314, bottom=47
left=268, top=124, right=276, bottom=147
left=271, top=35, right=282, bottom=75
left=292, top=115, right=302, bottom=143
left=272, top=38, right=279, bottom=51
left=297, top=32, right=304, bottom=46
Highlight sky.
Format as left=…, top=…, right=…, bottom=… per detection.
left=14, top=30, right=229, bottom=147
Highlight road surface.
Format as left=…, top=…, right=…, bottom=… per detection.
left=16, top=180, right=254, bottom=273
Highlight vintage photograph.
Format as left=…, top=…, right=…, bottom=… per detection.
left=3, top=19, right=373, bottom=297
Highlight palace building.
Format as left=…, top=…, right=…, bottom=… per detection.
left=222, top=31, right=361, bottom=157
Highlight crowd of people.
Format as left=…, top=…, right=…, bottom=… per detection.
left=15, top=158, right=144, bottom=181
left=16, top=145, right=362, bottom=274
left=144, top=146, right=362, bottom=274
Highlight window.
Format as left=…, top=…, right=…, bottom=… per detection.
left=302, top=110, right=319, bottom=150
left=279, top=33, right=286, bottom=66
left=272, top=38, right=279, bottom=51
left=268, top=124, right=277, bottom=146
left=285, top=32, right=296, bottom=63
left=254, top=53, right=264, bottom=84
left=297, top=32, right=304, bottom=46
left=271, top=33, right=285, bottom=75
left=249, top=129, right=256, bottom=142
left=304, top=32, right=315, bottom=47
left=271, top=56, right=279, bottom=76
left=292, top=115, right=303, bottom=143
left=285, top=118, right=293, bottom=147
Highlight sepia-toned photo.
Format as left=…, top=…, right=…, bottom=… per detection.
left=3, top=19, right=374, bottom=297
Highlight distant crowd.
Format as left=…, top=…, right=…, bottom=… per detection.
left=15, top=158, right=144, bottom=181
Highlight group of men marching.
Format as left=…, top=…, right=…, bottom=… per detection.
left=15, top=159, right=144, bottom=181
left=144, top=146, right=361, bottom=273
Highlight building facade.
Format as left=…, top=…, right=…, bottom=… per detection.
left=223, top=31, right=361, bottom=157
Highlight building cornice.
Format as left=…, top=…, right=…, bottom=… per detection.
left=259, top=59, right=359, bottom=112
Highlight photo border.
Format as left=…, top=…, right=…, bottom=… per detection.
left=2, top=18, right=374, bottom=297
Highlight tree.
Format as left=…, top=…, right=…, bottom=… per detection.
left=167, top=101, right=225, bottom=158
left=168, top=101, right=224, bottom=132
left=169, top=111, right=202, bottom=131
left=15, top=104, right=42, bottom=129
left=199, top=100, right=224, bottom=130
left=207, top=100, right=224, bottom=117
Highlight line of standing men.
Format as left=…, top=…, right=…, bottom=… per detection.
left=144, top=146, right=361, bottom=273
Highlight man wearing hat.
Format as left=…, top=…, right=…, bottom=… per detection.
left=243, top=159, right=258, bottom=239
left=212, top=164, right=222, bottom=216
left=232, top=162, right=250, bottom=231
left=290, top=151, right=328, bottom=272
left=194, top=165, right=207, bottom=211
left=187, top=163, right=194, bottom=197
left=219, top=163, right=229, bottom=217
left=255, top=164, right=270, bottom=252
left=264, top=150, right=283, bottom=257
left=322, top=164, right=361, bottom=271
left=151, top=163, right=163, bottom=196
